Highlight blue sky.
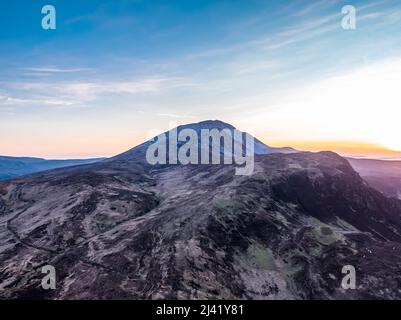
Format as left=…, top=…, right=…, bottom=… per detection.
left=1, top=0, right=401, bottom=158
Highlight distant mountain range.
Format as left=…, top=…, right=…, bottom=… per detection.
left=347, top=158, right=401, bottom=200
left=1, top=120, right=401, bottom=300
left=0, top=156, right=105, bottom=180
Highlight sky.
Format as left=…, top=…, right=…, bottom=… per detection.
left=1, top=0, right=401, bottom=159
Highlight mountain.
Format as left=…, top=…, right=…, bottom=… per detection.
left=0, top=156, right=105, bottom=181
left=1, top=120, right=401, bottom=300
left=112, top=120, right=296, bottom=162
left=348, top=158, right=401, bottom=200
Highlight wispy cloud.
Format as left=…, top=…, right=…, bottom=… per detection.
left=23, top=67, right=92, bottom=73
left=187, top=9, right=341, bottom=61
left=187, top=0, right=400, bottom=64
left=295, top=0, right=336, bottom=16
left=2, top=77, right=188, bottom=107
left=156, top=113, right=196, bottom=119
left=0, top=93, right=77, bottom=107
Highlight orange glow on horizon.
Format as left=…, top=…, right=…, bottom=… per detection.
left=2, top=128, right=401, bottom=160
left=268, top=139, right=401, bottom=159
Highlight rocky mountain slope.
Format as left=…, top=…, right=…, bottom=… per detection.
left=1, top=121, right=401, bottom=300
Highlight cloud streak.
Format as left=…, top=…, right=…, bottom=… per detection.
left=2, top=77, right=188, bottom=107
left=23, top=67, right=92, bottom=73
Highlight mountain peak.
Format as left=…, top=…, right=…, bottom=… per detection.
left=177, top=119, right=236, bottom=131
left=112, top=120, right=296, bottom=161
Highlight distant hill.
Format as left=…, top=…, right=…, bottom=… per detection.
left=348, top=157, right=401, bottom=200
left=0, top=156, right=105, bottom=180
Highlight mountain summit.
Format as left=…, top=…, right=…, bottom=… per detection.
left=113, top=119, right=296, bottom=162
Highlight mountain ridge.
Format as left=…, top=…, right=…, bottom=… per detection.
left=0, top=156, right=105, bottom=181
